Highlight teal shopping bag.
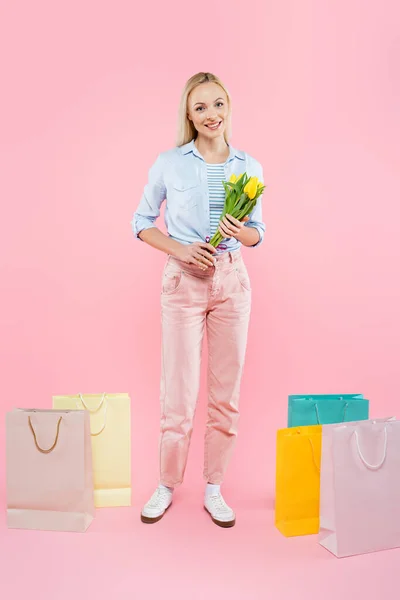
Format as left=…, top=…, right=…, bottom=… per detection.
left=287, top=394, right=369, bottom=427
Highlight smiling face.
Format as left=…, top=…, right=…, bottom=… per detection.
left=187, top=82, right=230, bottom=141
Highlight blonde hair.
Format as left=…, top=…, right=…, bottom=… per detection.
left=176, top=72, right=232, bottom=147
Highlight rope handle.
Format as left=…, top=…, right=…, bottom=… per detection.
left=76, top=393, right=108, bottom=437
left=313, top=399, right=349, bottom=425
left=295, top=429, right=320, bottom=473
left=78, top=392, right=106, bottom=413
left=308, top=438, right=321, bottom=473
left=354, top=427, right=387, bottom=470
left=28, top=416, right=62, bottom=454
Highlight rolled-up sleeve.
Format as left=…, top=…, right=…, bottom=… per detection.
left=245, top=157, right=266, bottom=248
left=131, top=153, right=166, bottom=240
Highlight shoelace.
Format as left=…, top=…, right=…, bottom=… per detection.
left=209, top=493, right=231, bottom=513
left=147, top=488, right=170, bottom=509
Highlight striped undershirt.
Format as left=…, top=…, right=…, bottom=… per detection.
left=206, top=162, right=226, bottom=239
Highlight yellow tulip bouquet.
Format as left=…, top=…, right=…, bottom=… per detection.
left=209, top=173, right=266, bottom=248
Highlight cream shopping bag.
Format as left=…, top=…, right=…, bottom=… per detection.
left=52, top=393, right=131, bottom=507
left=6, top=409, right=94, bottom=532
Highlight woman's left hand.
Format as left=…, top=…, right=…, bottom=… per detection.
left=218, top=215, right=250, bottom=240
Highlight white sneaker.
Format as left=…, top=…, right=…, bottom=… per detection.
left=204, top=492, right=236, bottom=528
left=141, top=486, right=173, bottom=524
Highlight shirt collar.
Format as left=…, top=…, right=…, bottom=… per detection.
left=179, top=139, right=245, bottom=162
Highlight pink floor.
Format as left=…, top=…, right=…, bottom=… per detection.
left=1, top=482, right=399, bottom=600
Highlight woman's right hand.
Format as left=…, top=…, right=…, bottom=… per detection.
left=176, top=242, right=217, bottom=271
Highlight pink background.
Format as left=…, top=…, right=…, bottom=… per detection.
left=1, top=0, right=400, bottom=597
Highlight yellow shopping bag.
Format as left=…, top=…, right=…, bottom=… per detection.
left=53, top=393, right=131, bottom=508
left=275, top=425, right=322, bottom=536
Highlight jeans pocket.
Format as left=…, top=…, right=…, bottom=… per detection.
left=235, top=264, right=251, bottom=292
left=162, top=268, right=184, bottom=295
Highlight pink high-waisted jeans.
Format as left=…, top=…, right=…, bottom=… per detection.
left=159, top=249, right=251, bottom=487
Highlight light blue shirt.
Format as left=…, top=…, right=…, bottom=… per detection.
left=131, top=139, right=266, bottom=253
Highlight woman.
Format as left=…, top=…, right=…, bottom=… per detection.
left=132, top=72, right=265, bottom=528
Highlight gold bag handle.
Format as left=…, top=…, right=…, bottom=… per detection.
left=28, top=416, right=62, bottom=454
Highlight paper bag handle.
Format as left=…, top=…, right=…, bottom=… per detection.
left=29, top=416, right=62, bottom=454
left=78, top=393, right=106, bottom=413
left=308, top=438, right=320, bottom=473
left=295, top=429, right=320, bottom=473
left=354, top=427, right=387, bottom=470
left=77, top=393, right=108, bottom=436
left=314, top=400, right=349, bottom=425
